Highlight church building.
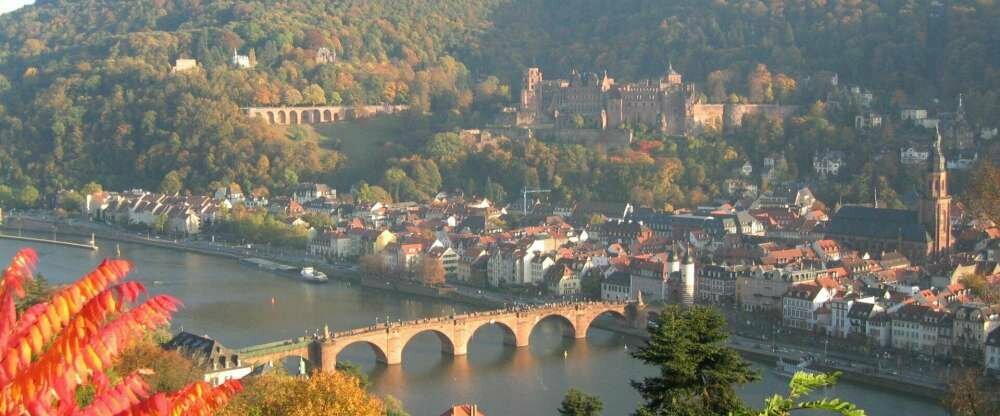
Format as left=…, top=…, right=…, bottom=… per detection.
left=825, top=129, right=953, bottom=260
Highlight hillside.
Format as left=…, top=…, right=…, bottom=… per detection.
left=0, top=0, right=998, bottom=204
left=465, top=0, right=1000, bottom=122
left=0, top=0, right=500, bottom=195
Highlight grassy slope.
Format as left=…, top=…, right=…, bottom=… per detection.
left=313, top=116, right=411, bottom=188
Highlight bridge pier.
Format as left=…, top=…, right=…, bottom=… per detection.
left=515, top=319, right=533, bottom=347
left=385, top=330, right=403, bottom=365
left=319, top=341, right=338, bottom=373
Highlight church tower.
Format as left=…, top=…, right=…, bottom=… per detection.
left=920, top=127, right=952, bottom=255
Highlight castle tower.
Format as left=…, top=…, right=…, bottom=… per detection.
left=664, top=61, right=682, bottom=87
left=668, top=247, right=680, bottom=274
left=681, top=247, right=695, bottom=306
left=920, top=127, right=952, bottom=256
left=520, top=67, right=542, bottom=113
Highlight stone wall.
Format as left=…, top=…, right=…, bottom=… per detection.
left=689, top=104, right=725, bottom=134
left=723, top=104, right=798, bottom=131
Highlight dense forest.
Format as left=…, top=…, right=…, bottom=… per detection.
left=0, top=0, right=997, bottom=207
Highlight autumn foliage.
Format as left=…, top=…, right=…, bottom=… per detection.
left=219, top=371, right=384, bottom=416
left=0, top=248, right=241, bottom=415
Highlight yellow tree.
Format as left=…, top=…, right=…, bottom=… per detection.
left=220, top=371, right=384, bottom=416
left=0, top=248, right=241, bottom=414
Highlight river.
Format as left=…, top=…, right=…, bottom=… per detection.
left=0, top=238, right=947, bottom=415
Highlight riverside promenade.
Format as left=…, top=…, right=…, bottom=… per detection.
left=0, top=231, right=99, bottom=250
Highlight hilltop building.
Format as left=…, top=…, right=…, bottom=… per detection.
left=232, top=49, right=256, bottom=69
left=316, top=47, right=336, bottom=64
left=171, top=58, right=198, bottom=73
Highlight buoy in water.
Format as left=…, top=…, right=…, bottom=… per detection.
left=563, top=350, right=568, bottom=358
left=271, top=296, right=276, bottom=305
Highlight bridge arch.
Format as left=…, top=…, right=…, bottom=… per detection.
left=312, top=109, right=321, bottom=124
left=530, top=312, right=578, bottom=340
left=469, top=319, right=522, bottom=348
left=400, top=328, right=457, bottom=357
left=578, top=309, right=628, bottom=337
left=290, top=110, right=299, bottom=125
left=277, top=110, right=286, bottom=124
left=323, top=109, right=332, bottom=122
left=302, top=110, right=312, bottom=124
left=334, top=340, right=389, bottom=366
left=267, top=111, right=275, bottom=124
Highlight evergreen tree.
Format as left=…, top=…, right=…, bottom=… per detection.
left=630, top=305, right=758, bottom=416
left=557, top=388, right=603, bottom=416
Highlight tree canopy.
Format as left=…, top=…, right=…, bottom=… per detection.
left=630, top=305, right=759, bottom=416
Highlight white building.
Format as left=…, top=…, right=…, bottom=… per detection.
left=781, top=282, right=835, bottom=330
left=900, top=108, right=927, bottom=122
left=487, top=246, right=518, bottom=287
left=601, top=271, right=631, bottom=302
left=232, top=49, right=254, bottom=68
left=986, top=327, right=1000, bottom=375
left=813, top=150, right=845, bottom=178
left=890, top=304, right=951, bottom=355
left=854, top=113, right=883, bottom=130
left=900, top=147, right=929, bottom=165
left=629, top=258, right=669, bottom=303
left=544, top=264, right=580, bottom=296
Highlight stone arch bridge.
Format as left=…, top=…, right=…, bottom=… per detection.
left=238, top=301, right=634, bottom=372
left=244, top=104, right=408, bottom=126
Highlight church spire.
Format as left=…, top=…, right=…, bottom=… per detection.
left=930, top=125, right=946, bottom=172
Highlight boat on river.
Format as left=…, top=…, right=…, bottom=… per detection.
left=773, top=356, right=817, bottom=378
left=241, top=257, right=324, bottom=283
left=299, top=267, right=329, bottom=283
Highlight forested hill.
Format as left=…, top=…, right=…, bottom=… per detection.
left=466, top=0, right=999, bottom=122
left=0, top=0, right=501, bottom=195
left=0, top=0, right=998, bottom=199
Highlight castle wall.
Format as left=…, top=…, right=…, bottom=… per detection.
left=689, top=104, right=725, bottom=134
left=723, top=104, right=798, bottom=131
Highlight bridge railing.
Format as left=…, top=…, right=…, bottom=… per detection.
left=239, top=337, right=313, bottom=357
left=324, top=300, right=630, bottom=340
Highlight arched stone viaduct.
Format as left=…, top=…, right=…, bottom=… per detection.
left=245, top=104, right=409, bottom=126
left=238, top=301, right=632, bottom=372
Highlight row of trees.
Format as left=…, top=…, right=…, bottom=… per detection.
left=211, top=206, right=310, bottom=248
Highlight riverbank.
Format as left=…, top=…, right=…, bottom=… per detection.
left=2, top=216, right=502, bottom=309
left=590, top=320, right=947, bottom=400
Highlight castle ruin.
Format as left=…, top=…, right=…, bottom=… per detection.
left=513, top=65, right=797, bottom=135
